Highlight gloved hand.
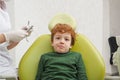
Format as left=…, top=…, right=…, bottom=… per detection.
left=4, top=27, right=30, bottom=42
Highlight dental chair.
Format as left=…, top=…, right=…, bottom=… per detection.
left=18, top=33, right=105, bottom=80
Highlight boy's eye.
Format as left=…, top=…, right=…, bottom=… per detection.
left=55, top=37, right=60, bottom=40
left=65, top=38, right=70, bottom=41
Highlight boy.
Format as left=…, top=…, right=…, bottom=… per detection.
left=36, top=23, right=88, bottom=80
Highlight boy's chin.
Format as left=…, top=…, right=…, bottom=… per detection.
left=56, top=50, right=69, bottom=53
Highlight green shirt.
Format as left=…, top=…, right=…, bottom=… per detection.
left=36, top=51, right=88, bottom=80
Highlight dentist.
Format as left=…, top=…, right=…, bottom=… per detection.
left=0, top=0, right=31, bottom=79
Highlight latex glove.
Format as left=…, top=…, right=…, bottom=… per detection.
left=4, top=29, right=28, bottom=42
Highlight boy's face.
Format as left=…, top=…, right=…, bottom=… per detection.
left=52, top=32, right=72, bottom=53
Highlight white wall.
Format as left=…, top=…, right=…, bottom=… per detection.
left=103, top=0, right=111, bottom=74
left=110, top=0, right=120, bottom=36
left=7, top=0, right=118, bottom=75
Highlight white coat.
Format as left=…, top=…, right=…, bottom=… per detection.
left=0, top=8, right=17, bottom=77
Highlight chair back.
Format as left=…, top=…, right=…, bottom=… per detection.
left=18, top=34, right=105, bottom=80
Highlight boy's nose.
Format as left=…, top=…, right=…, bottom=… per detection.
left=60, top=39, right=65, bottom=43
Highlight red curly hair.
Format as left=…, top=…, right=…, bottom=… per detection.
left=51, top=23, right=76, bottom=46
